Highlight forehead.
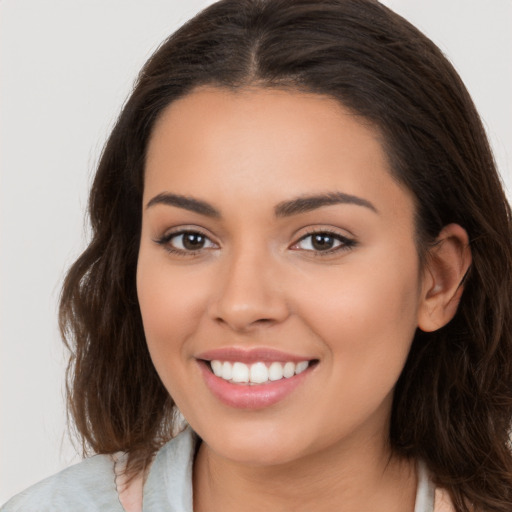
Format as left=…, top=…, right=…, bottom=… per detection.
left=146, top=87, right=381, bottom=177
left=143, top=86, right=414, bottom=222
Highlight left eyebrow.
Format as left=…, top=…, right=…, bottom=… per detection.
left=274, top=192, right=378, bottom=217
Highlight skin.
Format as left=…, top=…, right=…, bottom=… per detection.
left=137, top=87, right=471, bottom=511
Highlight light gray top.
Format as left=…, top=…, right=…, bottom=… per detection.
left=1, top=428, right=435, bottom=511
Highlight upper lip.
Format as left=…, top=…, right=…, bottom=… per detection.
left=196, top=347, right=316, bottom=364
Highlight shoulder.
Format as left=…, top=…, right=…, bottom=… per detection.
left=434, top=488, right=456, bottom=512
left=142, top=427, right=196, bottom=511
left=116, top=427, right=197, bottom=512
left=417, top=461, right=456, bottom=512
left=1, top=454, right=124, bottom=512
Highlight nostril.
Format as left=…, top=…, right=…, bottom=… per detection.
left=214, top=315, right=276, bottom=330
left=209, top=282, right=290, bottom=331
left=254, top=318, right=274, bottom=324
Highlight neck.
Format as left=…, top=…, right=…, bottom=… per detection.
left=193, top=429, right=417, bottom=512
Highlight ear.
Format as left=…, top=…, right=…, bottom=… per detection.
left=417, top=223, right=472, bottom=332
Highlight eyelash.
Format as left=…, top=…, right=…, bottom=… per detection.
left=291, top=229, right=357, bottom=256
left=154, top=229, right=217, bottom=256
left=154, top=229, right=357, bottom=257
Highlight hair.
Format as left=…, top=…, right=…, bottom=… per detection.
left=59, top=0, right=512, bottom=510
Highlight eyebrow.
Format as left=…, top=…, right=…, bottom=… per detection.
left=274, top=192, right=378, bottom=217
left=146, top=193, right=221, bottom=217
left=145, top=190, right=377, bottom=218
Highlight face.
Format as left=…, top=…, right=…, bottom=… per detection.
left=137, top=87, right=426, bottom=466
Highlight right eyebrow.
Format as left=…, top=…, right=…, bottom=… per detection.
left=145, top=192, right=221, bottom=218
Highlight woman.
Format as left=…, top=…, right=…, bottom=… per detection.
left=3, top=0, right=512, bottom=511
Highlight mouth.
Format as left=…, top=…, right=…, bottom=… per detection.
left=204, top=359, right=318, bottom=385
left=195, top=347, right=319, bottom=408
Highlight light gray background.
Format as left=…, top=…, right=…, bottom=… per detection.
left=1, top=0, right=511, bottom=503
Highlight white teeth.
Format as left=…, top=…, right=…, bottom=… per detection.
left=268, top=361, right=284, bottom=381
left=211, top=360, right=223, bottom=377
left=231, top=362, right=249, bottom=383
left=295, top=361, right=309, bottom=374
left=221, top=361, right=233, bottom=380
left=250, top=362, right=269, bottom=383
left=283, top=362, right=295, bottom=378
left=210, top=360, right=311, bottom=384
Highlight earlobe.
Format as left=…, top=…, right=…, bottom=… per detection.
left=417, top=224, right=472, bottom=333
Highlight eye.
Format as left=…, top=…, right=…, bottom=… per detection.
left=155, top=229, right=217, bottom=254
left=291, top=231, right=356, bottom=254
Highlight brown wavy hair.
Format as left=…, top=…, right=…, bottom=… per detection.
left=59, top=0, right=512, bottom=509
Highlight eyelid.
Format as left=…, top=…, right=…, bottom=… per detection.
left=153, top=226, right=219, bottom=255
left=152, top=225, right=356, bottom=257
left=290, top=228, right=357, bottom=255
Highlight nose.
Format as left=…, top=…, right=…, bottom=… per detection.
left=208, top=245, right=290, bottom=332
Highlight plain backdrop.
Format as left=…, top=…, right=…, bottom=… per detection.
left=1, top=0, right=511, bottom=503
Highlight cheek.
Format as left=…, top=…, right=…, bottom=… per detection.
left=136, top=250, right=208, bottom=368
left=293, top=252, right=421, bottom=371
left=288, top=259, right=421, bottom=436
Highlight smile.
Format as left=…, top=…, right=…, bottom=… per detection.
left=210, top=360, right=310, bottom=384
left=196, top=348, right=318, bottom=408
left=196, top=355, right=317, bottom=409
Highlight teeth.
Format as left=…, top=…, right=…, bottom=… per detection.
left=283, top=362, right=295, bottom=378
left=268, top=361, right=284, bottom=381
left=296, top=361, right=309, bottom=374
left=250, top=362, right=269, bottom=384
left=232, top=362, right=249, bottom=383
left=222, top=361, right=233, bottom=380
left=210, top=360, right=311, bottom=384
left=211, top=360, right=223, bottom=377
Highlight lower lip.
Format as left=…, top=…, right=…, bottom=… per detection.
left=198, top=361, right=312, bottom=409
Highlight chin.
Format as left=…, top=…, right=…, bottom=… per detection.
left=192, top=416, right=322, bottom=467
left=212, top=437, right=304, bottom=467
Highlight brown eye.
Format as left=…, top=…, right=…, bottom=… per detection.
left=292, top=231, right=356, bottom=254
left=181, top=232, right=207, bottom=250
left=311, top=234, right=336, bottom=251
left=157, top=230, right=217, bottom=254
